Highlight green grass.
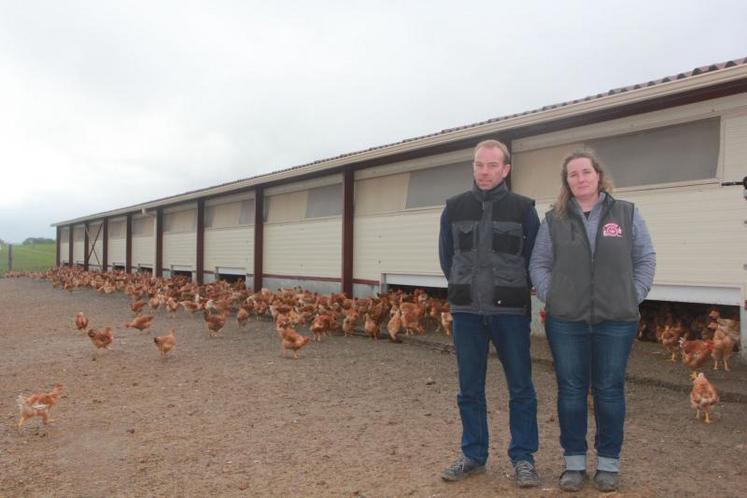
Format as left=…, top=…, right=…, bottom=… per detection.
left=0, top=242, right=57, bottom=276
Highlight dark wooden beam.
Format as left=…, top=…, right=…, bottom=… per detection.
left=125, top=214, right=132, bottom=274
left=55, top=226, right=61, bottom=267
left=155, top=208, right=163, bottom=277
left=83, top=223, right=90, bottom=271
left=253, top=188, right=264, bottom=292
left=196, top=199, right=205, bottom=285
left=341, top=168, right=354, bottom=297
left=102, top=218, right=108, bottom=272
left=68, top=225, right=73, bottom=267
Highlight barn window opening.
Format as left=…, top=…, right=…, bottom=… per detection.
left=163, top=210, right=196, bottom=233
left=205, top=199, right=255, bottom=229
left=636, top=299, right=739, bottom=343
left=132, top=217, right=154, bottom=237
left=585, top=118, right=720, bottom=187
left=216, top=273, right=246, bottom=285
left=238, top=200, right=255, bottom=225
left=108, top=221, right=125, bottom=239
left=383, top=283, right=448, bottom=300
left=305, top=184, right=343, bottom=218
left=171, top=270, right=193, bottom=279
left=406, top=162, right=473, bottom=209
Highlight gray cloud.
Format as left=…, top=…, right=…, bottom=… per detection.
left=1, top=0, right=746, bottom=242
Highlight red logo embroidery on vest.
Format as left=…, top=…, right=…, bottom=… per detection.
left=602, top=222, right=622, bottom=237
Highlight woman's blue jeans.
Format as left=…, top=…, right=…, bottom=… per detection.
left=452, top=312, right=538, bottom=465
left=545, top=316, right=637, bottom=472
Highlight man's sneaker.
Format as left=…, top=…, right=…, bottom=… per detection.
left=514, top=460, right=540, bottom=488
left=441, top=455, right=486, bottom=481
left=593, top=470, right=619, bottom=492
left=559, top=469, right=587, bottom=492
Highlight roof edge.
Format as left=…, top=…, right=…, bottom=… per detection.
left=52, top=58, right=747, bottom=227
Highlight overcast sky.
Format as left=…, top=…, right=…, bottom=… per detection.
left=1, top=0, right=746, bottom=242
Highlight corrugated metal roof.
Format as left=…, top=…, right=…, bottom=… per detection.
left=53, top=56, right=747, bottom=226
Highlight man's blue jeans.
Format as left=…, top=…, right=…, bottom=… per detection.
left=452, top=312, right=538, bottom=465
left=545, top=316, right=637, bottom=472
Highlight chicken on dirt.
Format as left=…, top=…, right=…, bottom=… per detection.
left=154, top=329, right=177, bottom=359
left=17, top=383, right=64, bottom=431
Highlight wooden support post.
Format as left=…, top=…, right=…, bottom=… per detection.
left=155, top=208, right=163, bottom=278
left=125, top=214, right=132, bottom=274
left=196, top=199, right=205, bottom=285
left=83, top=223, right=89, bottom=271
left=68, top=225, right=74, bottom=267
left=102, top=218, right=108, bottom=272
left=55, top=226, right=61, bottom=267
left=253, top=188, right=264, bottom=293
left=341, top=168, right=354, bottom=298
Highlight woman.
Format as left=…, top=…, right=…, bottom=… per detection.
left=529, top=150, right=655, bottom=492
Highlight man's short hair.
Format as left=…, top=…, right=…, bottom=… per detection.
left=474, top=139, right=510, bottom=164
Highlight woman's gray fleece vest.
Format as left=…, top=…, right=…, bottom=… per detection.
left=545, top=196, right=639, bottom=324
left=445, top=185, right=533, bottom=316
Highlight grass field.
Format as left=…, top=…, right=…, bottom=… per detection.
left=0, top=242, right=56, bottom=276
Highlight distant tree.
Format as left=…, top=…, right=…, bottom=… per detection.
left=23, top=237, right=55, bottom=245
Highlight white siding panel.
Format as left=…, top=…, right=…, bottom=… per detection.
left=60, top=228, right=69, bottom=263
left=60, top=243, right=69, bottom=263
left=616, top=186, right=747, bottom=287
left=132, top=236, right=154, bottom=267
left=204, top=227, right=254, bottom=272
left=108, top=239, right=125, bottom=265
left=264, top=218, right=341, bottom=278
left=163, top=232, right=196, bottom=268
left=73, top=241, right=85, bottom=263
left=73, top=226, right=85, bottom=263
left=354, top=209, right=442, bottom=282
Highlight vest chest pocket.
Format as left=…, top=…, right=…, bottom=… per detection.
left=453, top=221, right=477, bottom=252
left=491, top=222, right=523, bottom=255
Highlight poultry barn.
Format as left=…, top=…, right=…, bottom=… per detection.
left=53, top=56, right=747, bottom=359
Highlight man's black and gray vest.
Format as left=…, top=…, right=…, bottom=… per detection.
left=545, top=195, right=638, bottom=323
left=444, top=182, right=535, bottom=316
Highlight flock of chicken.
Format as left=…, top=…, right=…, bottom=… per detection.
left=637, top=302, right=742, bottom=423
left=8, top=267, right=742, bottom=428
left=9, top=267, right=453, bottom=430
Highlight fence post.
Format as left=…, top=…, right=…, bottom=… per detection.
left=8, top=244, right=13, bottom=272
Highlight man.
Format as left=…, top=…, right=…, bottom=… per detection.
left=438, top=139, right=541, bottom=487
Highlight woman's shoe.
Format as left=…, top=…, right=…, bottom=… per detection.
left=559, top=469, right=586, bottom=492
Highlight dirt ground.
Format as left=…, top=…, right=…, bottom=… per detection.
left=1, top=278, right=746, bottom=498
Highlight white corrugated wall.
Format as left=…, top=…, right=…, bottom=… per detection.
left=72, top=225, right=85, bottom=264
left=60, top=228, right=69, bottom=264
left=162, top=207, right=197, bottom=270
left=264, top=219, right=342, bottom=278
left=131, top=215, right=154, bottom=268
left=107, top=218, right=126, bottom=266
left=354, top=210, right=441, bottom=282
left=204, top=228, right=254, bottom=273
